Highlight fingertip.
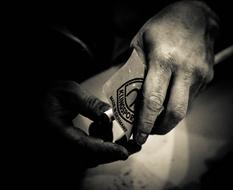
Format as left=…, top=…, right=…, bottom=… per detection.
left=135, top=132, right=149, bottom=145
left=97, top=141, right=129, bottom=161
left=113, top=144, right=129, bottom=160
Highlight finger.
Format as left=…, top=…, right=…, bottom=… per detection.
left=88, top=121, right=113, bottom=142
left=48, top=81, right=110, bottom=121
left=153, top=71, right=191, bottom=134
left=80, top=96, right=111, bottom=122
left=116, top=138, right=142, bottom=155
left=60, top=81, right=111, bottom=120
left=134, top=63, right=171, bottom=145
left=71, top=83, right=111, bottom=121
left=64, top=127, right=129, bottom=166
left=84, top=136, right=129, bottom=166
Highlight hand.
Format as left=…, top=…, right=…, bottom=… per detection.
left=44, top=80, right=129, bottom=167
left=131, top=1, right=219, bottom=145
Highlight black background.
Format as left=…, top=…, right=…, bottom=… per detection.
left=7, top=0, right=233, bottom=189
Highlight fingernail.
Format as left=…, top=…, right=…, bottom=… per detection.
left=135, top=132, right=148, bottom=145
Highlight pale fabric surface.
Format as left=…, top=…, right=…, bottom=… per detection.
left=73, top=65, right=233, bottom=190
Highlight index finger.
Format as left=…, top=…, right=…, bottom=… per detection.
left=134, top=62, right=171, bottom=145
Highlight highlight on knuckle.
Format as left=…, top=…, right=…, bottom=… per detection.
left=158, top=57, right=173, bottom=73
left=145, top=92, right=164, bottom=113
left=144, top=28, right=156, bottom=43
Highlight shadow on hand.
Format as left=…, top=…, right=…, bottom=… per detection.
left=89, top=121, right=141, bottom=155
left=116, top=137, right=142, bottom=155
left=89, top=121, right=113, bottom=142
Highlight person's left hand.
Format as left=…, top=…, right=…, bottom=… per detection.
left=44, top=80, right=130, bottom=167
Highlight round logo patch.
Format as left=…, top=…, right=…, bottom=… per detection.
left=117, top=78, right=143, bottom=124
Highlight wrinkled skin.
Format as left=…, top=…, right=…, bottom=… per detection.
left=44, top=80, right=130, bottom=167
left=44, top=1, right=219, bottom=165
left=131, top=1, right=219, bottom=145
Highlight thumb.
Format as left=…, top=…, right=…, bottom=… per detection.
left=50, top=80, right=111, bottom=121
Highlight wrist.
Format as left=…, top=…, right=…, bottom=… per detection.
left=154, top=1, right=219, bottom=37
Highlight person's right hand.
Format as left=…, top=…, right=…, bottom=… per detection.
left=130, top=1, right=219, bottom=145
left=44, top=80, right=129, bottom=167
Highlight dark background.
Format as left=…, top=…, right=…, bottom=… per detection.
left=8, top=0, right=233, bottom=189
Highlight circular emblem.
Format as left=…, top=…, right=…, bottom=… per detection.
left=117, top=78, right=143, bottom=124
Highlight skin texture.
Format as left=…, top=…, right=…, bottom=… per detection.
left=44, top=80, right=129, bottom=167
left=43, top=1, right=219, bottom=165
left=131, top=1, right=219, bottom=145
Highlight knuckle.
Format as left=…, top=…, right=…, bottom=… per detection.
left=144, top=92, right=164, bottom=113
left=157, top=56, right=174, bottom=72
left=152, top=46, right=178, bottom=72
left=85, top=96, right=98, bottom=108
left=143, top=28, right=156, bottom=43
